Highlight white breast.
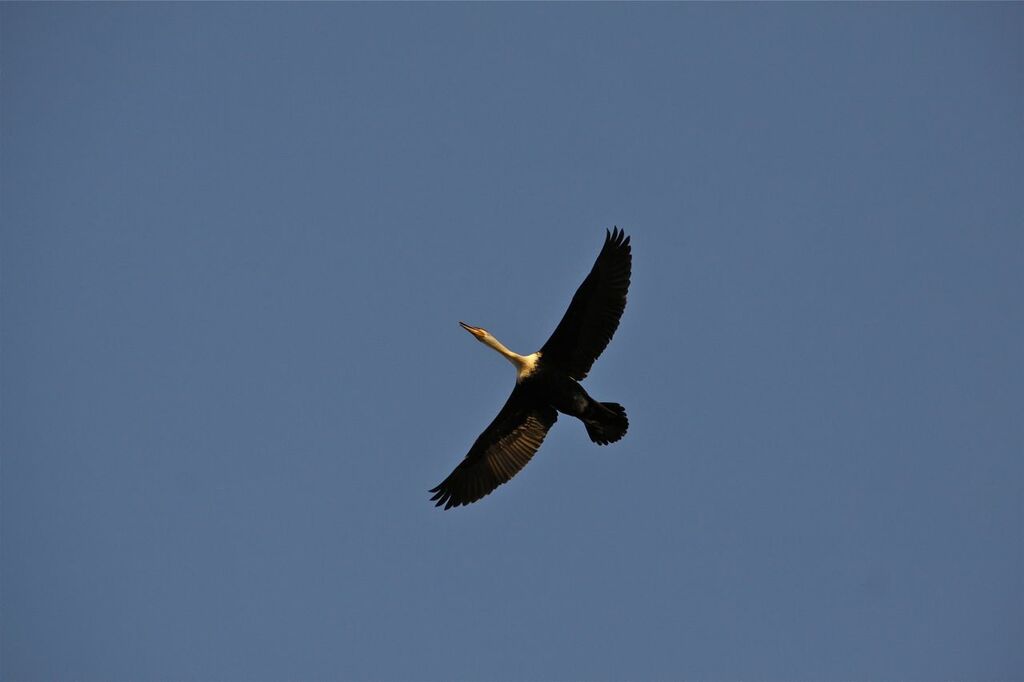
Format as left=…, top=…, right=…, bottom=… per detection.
left=516, top=352, right=542, bottom=382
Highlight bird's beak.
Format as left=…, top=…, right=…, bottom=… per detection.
left=459, top=321, right=487, bottom=340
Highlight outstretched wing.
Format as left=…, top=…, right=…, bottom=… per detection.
left=539, top=227, right=631, bottom=380
left=430, top=386, right=557, bottom=510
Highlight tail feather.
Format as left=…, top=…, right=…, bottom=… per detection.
left=584, top=402, right=629, bottom=445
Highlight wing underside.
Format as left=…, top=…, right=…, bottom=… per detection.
left=429, top=387, right=557, bottom=509
left=539, top=227, right=631, bottom=380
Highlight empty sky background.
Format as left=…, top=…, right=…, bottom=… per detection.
left=2, top=4, right=1022, bottom=680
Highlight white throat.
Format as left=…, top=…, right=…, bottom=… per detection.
left=479, top=334, right=541, bottom=382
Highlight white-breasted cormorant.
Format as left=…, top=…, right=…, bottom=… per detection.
left=430, top=228, right=631, bottom=509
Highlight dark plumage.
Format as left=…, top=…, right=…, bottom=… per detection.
left=430, top=228, right=632, bottom=509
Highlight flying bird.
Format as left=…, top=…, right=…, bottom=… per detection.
left=430, top=227, right=632, bottom=509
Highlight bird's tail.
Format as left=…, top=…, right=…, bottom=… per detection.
left=584, top=402, right=629, bottom=445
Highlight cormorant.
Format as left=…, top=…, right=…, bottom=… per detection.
left=430, top=227, right=631, bottom=509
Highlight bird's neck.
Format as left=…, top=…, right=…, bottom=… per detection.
left=482, top=335, right=541, bottom=382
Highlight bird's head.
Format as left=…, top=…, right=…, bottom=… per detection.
left=459, top=321, right=491, bottom=343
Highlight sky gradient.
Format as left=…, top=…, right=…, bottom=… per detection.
left=2, top=4, right=1022, bottom=680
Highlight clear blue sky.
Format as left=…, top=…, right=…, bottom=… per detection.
left=2, top=4, right=1021, bottom=680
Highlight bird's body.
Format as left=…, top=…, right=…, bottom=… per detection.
left=430, top=228, right=631, bottom=509
left=517, top=365, right=618, bottom=434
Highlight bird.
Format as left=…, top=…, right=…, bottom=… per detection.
left=430, top=227, right=631, bottom=509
